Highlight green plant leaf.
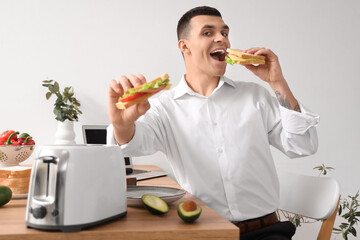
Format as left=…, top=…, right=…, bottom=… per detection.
left=49, top=84, right=56, bottom=93
left=340, top=223, right=349, bottom=228
left=53, top=81, right=60, bottom=92
left=46, top=92, right=52, bottom=100
left=349, top=226, right=357, bottom=236
left=343, top=232, right=348, bottom=240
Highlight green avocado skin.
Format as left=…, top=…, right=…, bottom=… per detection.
left=142, top=195, right=169, bottom=215
left=0, top=185, right=12, bottom=207
left=144, top=204, right=168, bottom=215
left=177, top=202, right=202, bottom=223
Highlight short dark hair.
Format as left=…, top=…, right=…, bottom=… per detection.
left=177, top=6, right=222, bottom=41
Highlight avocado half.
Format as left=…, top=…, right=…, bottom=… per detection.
left=141, top=195, right=169, bottom=215
left=177, top=201, right=202, bottom=223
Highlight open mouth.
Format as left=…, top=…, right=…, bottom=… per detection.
left=210, top=49, right=226, bottom=62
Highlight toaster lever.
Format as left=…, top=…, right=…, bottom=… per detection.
left=40, top=156, right=57, bottom=164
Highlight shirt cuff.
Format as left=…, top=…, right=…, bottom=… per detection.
left=107, top=123, right=142, bottom=156
left=106, top=124, right=119, bottom=146
left=118, top=122, right=144, bottom=155
left=279, top=103, right=320, bottom=135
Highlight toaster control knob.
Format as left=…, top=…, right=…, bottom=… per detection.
left=32, top=206, right=47, bottom=219
left=52, top=209, right=59, bottom=217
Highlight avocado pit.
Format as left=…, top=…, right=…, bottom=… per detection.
left=183, top=200, right=197, bottom=211
left=177, top=200, right=202, bottom=223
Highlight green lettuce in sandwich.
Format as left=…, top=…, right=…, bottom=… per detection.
left=116, top=73, right=171, bottom=109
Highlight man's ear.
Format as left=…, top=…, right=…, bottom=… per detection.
left=178, top=39, right=190, bottom=55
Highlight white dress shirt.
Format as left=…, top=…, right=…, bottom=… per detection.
left=108, top=75, right=319, bottom=222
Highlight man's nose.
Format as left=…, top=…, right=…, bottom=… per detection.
left=214, top=33, right=226, bottom=42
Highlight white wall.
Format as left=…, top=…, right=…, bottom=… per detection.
left=1, top=0, right=359, bottom=238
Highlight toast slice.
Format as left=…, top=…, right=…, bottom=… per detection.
left=226, top=48, right=265, bottom=65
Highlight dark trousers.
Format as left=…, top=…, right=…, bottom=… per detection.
left=239, top=221, right=296, bottom=240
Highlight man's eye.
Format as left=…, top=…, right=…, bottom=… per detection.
left=222, top=32, right=228, bottom=37
left=204, top=31, right=212, bottom=36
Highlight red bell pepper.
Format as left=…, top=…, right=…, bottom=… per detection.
left=17, top=137, right=26, bottom=145
left=18, top=136, right=35, bottom=145
left=0, top=130, right=16, bottom=142
left=10, top=139, right=20, bottom=145
left=1, top=130, right=35, bottom=146
left=4, top=131, right=19, bottom=145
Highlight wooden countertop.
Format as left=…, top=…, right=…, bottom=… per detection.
left=0, top=165, right=239, bottom=240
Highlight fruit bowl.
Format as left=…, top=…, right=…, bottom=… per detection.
left=0, top=145, right=35, bottom=167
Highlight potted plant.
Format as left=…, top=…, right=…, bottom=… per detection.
left=42, top=80, right=82, bottom=145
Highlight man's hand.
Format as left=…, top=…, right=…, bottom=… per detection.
left=244, top=47, right=300, bottom=112
left=243, top=48, right=285, bottom=87
left=108, top=74, right=151, bottom=144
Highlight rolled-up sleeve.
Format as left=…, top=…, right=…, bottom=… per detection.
left=279, top=104, right=320, bottom=135
left=269, top=103, right=320, bottom=158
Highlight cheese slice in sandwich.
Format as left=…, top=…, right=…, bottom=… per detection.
left=226, top=48, right=266, bottom=65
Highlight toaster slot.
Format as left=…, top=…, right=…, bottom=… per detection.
left=33, top=156, right=58, bottom=202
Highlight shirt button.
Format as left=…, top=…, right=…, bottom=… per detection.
left=213, top=122, right=218, bottom=126
left=217, top=148, right=223, bottom=153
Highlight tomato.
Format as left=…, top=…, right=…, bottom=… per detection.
left=120, top=92, right=145, bottom=103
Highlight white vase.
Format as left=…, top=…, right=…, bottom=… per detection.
left=54, top=120, right=76, bottom=145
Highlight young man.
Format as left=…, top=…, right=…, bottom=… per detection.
left=108, top=6, right=319, bottom=240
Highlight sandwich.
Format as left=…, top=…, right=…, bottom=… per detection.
left=116, top=73, right=171, bottom=109
left=226, top=48, right=266, bottom=65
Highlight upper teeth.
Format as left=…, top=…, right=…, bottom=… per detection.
left=211, top=49, right=225, bottom=54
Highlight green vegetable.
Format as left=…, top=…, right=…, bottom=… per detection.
left=225, top=56, right=236, bottom=65
left=0, top=185, right=12, bottom=207
left=141, top=195, right=169, bottom=215
left=122, top=79, right=170, bottom=98
left=18, top=133, right=30, bottom=139
left=177, top=200, right=202, bottom=223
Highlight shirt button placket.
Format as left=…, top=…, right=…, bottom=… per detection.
left=208, top=98, right=236, bottom=217
left=213, top=97, right=241, bottom=220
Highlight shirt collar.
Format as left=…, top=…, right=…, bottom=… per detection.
left=173, top=75, right=236, bottom=99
